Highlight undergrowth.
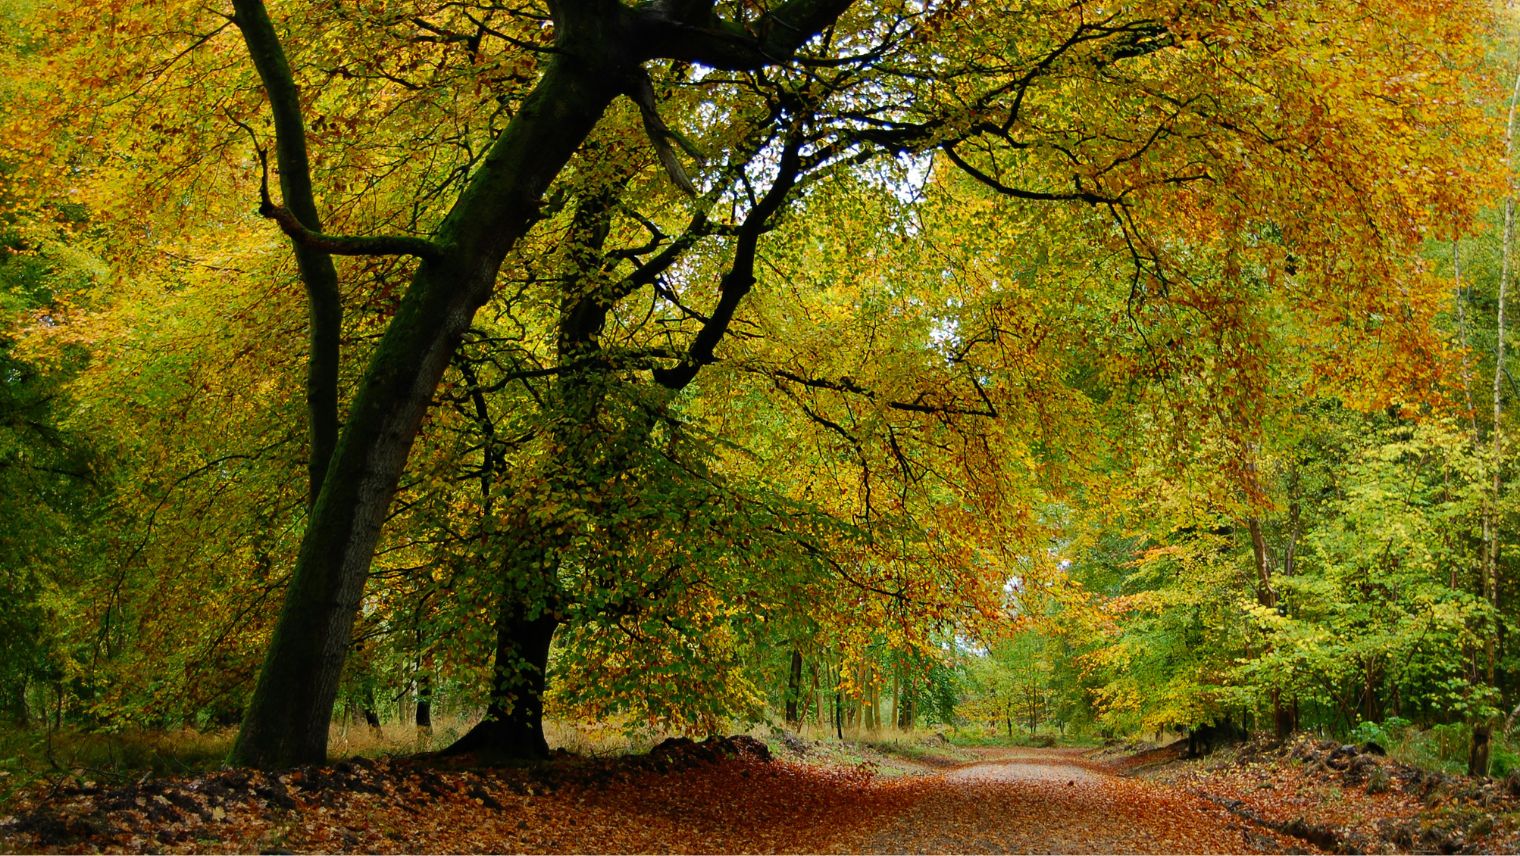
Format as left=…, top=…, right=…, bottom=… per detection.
left=0, top=725, right=230, bottom=806
left=1349, top=719, right=1520, bottom=778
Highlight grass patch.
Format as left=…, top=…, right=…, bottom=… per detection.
left=0, top=725, right=232, bottom=807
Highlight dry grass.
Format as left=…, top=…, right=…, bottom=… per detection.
left=328, top=712, right=675, bottom=759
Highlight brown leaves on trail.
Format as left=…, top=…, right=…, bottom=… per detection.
left=0, top=749, right=909, bottom=854
left=22, top=741, right=1473, bottom=854
left=831, top=748, right=1281, bottom=854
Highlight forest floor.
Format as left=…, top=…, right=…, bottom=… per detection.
left=1, top=732, right=1516, bottom=853
left=1121, top=734, right=1520, bottom=854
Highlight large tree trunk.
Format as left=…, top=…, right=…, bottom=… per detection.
left=440, top=186, right=618, bottom=762
left=441, top=121, right=804, bottom=758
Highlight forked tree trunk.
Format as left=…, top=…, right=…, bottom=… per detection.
left=228, top=48, right=621, bottom=770
left=225, top=0, right=860, bottom=770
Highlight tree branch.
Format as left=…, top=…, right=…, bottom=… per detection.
left=628, top=68, right=704, bottom=196
left=651, top=130, right=808, bottom=390
left=634, top=0, right=857, bottom=71
left=761, top=367, right=999, bottom=419
left=941, top=143, right=1117, bottom=205
left=234, top=120, right=443, bottom=261
left=260, top=199, right=445, bottom=260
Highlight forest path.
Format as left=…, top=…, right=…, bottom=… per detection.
left=825, top=746, right=1274, bottom=854
left=1, top=744, right=1296, bottom=853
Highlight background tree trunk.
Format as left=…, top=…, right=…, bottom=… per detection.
left=785, top=649, right=803, bottom=725
left=4, top=681, right=26, bottom=727
left=361, top=686, right=381, bottom=735
left=443, top=599, right=559, bottom=760
left=1472, top=60, right=1520, bottom=778
left=415, top=672, right=433, bottom=736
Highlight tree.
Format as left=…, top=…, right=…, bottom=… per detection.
left=8, top=0, right=1498, bottom=767
left=214, top=0, right=876, bottom=768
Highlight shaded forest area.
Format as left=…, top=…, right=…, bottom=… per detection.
left=6, top=0, right=1520, bottom=821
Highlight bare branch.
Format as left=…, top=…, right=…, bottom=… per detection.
left=232, top=117, right=442, bottom=261
left=941, top=143, right=1117, bottom=205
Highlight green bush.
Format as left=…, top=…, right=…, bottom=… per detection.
left=1350, top=717, right=1411, bottom=749
left=1350, top=720, right=1391, bottom=746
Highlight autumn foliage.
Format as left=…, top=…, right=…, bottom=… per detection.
left=0, top=0, right=1518, bottom=821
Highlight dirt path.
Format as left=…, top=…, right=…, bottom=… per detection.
left=826, top=747, right=1279, bottom=854
left=2, top=745, right=1292, bottom=853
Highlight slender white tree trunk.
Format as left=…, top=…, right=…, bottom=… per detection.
left=1472, top=61, right=1520, bottom=777
left=1488, top=66, right=1520, bottom=683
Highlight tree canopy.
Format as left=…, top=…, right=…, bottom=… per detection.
left=1, top=0, right=1517, bottom=774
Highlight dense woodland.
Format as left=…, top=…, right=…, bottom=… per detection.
left=4, top=0, right=1520, bottom=780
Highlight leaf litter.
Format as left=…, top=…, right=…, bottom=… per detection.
left=0, top=736, right=1414, bottom=854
